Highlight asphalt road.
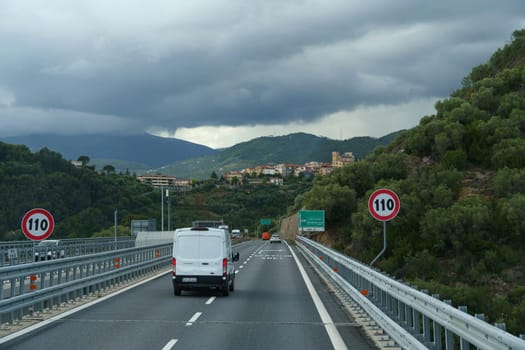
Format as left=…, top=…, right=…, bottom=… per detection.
left=3, top=240, right=376, bottom=350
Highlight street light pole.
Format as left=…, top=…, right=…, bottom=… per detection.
left=114, top=209, right=118, bottom=250
left=166, top=189, right=171, bottom=231
left=161, top=187, right=164, bottom=232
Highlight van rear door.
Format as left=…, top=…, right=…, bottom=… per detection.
left=175, top=233, right=223, bottom=276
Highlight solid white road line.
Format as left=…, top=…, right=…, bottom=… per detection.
left=186, top=312, right=202, bottom=326
left=205, top=297, right=216, bottom=305
left=161, top=339, right=178, bottom=350
left=285, top=241, right=348, bottom=350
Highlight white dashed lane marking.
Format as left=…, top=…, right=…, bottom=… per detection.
left=162, top=339, right=178, bottom=350
left=186, top=312, right=202, bottom=326
left=235, top=244, right=269, bottom=275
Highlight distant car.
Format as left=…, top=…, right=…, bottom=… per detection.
left=270, top=234, right=281, bottom=243
left=231, top=229, right=241, bottom=239
left=262, top=232, right=271, bottom=240
left=34, top=240, right=65, bottom=261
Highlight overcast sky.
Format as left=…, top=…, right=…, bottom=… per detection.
left=1, top=1, right=524, bottom=148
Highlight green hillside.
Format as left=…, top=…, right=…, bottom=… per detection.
left=297, top=29, right=525, bottom=334
left=0, top=144, right=161, bottom=240
left=0, top=142, right=312, bottom=241
left=160, top=131, right=402, bottom=179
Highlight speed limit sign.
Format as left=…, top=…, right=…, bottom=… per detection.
left=21, top=208, right=55, bottom=241
left=368, top=189, right=400, bottom=221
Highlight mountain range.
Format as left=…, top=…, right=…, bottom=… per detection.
left=1, top=131, right=404, bottom=179
left=160, top=131, right=404, bottom=179
left=1, top=133, right=215, bottom=169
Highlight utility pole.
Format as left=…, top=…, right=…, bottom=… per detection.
left=161, top=187, right=164, bottom=232
left=166, top=188, right=171, bottom=231
left=114, top=209, right=118, bottom=250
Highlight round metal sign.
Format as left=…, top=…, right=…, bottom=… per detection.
left=368, top=189, right=400, bottom=221
left=21, top=208, right=55, bottom=241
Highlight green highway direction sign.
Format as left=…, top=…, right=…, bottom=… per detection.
left=298, top=210, right=325, bottom=232
left=260, top=218, right=271, bottom=225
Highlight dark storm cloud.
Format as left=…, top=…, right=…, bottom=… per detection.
left=0, top=0, right=524, bottom=136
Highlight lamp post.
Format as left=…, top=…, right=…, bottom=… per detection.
left=114, top=209, right=118, bottom=250
left=161, top=187, right=164, bottom=232
left=166, top=189, right=171, bottom=231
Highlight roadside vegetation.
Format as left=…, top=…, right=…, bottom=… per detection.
left=295, top=29, right=525, bottom=334
left=0, top=147, right=160, bottom=240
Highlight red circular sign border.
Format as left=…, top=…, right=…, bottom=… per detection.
left=21, top=208, right=55, bottom=241
left=368, top=189, right=400, bottom=221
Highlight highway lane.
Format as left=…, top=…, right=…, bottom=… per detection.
left=4, top=240, right=375, bottom=350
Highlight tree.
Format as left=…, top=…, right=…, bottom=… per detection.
left=77, top=155, right=90, bottom=166
left=102, top=165, right=116, bottom=175
left=496, top=195, right=525, bottom=242
left=491, top=138, right=525, bottom=169
left=332, top=162, right=375, bottom=197
left=492, top=167, right=525, bottom=197
left=420, top=197, right=493, bottom=257
left=434, top=122, right=465, bottom=158
left=301, top=183, right=357, bottom=225
left=442, top=149, right=468, bottom=169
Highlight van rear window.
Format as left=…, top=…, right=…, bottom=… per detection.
left=199, top=237, right=222, bottom=258
left=177, top=236, right=222, bottom=259
left=177, top=236, right=200, bottom=259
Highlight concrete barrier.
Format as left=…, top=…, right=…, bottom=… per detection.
left=135, top=231, right=176, bottom=247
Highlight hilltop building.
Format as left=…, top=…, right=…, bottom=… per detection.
left=318, top=162, right=333, bottom=176
left=223, top=171, right=244, bottom=185
left=332, top=151, right=355, bottom=168
left=137, top=174, right=177, bottom=188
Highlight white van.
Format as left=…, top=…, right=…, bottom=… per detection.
left=231, top=229, right=241, bottom=239
left=172, top=227, right=239, bottom=296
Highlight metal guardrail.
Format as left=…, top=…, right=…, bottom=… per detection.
left=0, top=237, right=136, bottom=265
left=0, top=243, right=171, bottom=326
left=297, top=236, right=525, bottom=350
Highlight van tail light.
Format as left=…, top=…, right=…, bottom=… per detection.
left=172, top=258, right=176, bottom=277
left=222, top=258, right=227, bottom=277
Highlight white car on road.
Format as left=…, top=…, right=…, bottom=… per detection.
left=34, top=240, right=65, bottom=261
left=270, top=234, right=281, bottom=243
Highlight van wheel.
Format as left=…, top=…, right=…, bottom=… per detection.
left=174, top=286, right=181, bottom=296
left=222, top=284, right=230, bottom=296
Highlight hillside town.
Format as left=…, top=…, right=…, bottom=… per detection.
left=137, top=151, right=355, bottom=188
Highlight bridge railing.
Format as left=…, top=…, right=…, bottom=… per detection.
left=297, top=236, right=525, bottom=350
left=0, top=243, right=171, bottom=326
left=0, top=237, right=136, bottom=266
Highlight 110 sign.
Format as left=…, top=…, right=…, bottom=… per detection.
left=21, top=208, right=55, bottom=241
left=373, top=197, right=396, bottom=212
left=27, top=217, right=50, bottom=231
left=368, top=189, right=400, bottom=221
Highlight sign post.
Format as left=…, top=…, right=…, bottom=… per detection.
left=21, top=208, right=55, bottom=241
left=368, top=189, right=400, bottom=266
